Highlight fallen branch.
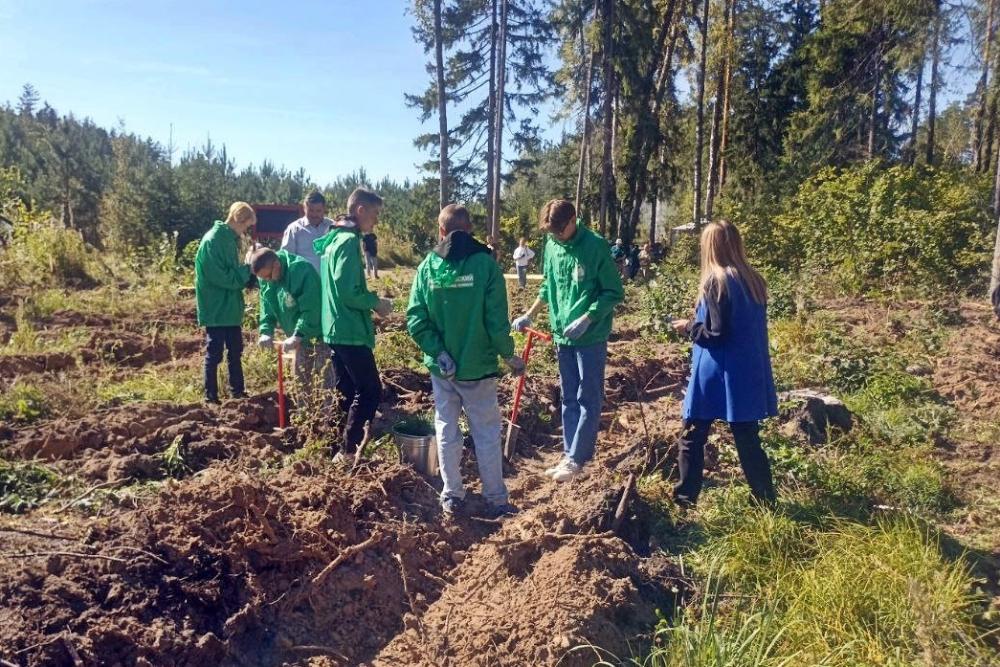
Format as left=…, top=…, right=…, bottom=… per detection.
left=311, top=532, right=385, bottom=587
left=2, top=550, right=127, bottom=564
left=394, top=552, right=425, bottom=642
left=56, top=480, right=125, bottom=513
left=285, top=644, right=351, bottom=663
left=350, top=421, right=373, bottom=474
left=0, top=526, right=77, bottom=541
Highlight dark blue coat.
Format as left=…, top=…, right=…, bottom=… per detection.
left=682, top=274, right=778, bottom=423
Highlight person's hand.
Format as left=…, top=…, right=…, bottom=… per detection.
left=504, top=356, right=526, bottom=377
left=563, top=314, right=592, bottom=340
left=437, top=351, right=456, bottom=379
left=257, top=334, right=274, bottom=350
left=374, top=297, right=393, bottom=317
left=281, top=335, right=302, bottom=352
left=670, top=318, right=691, bottom=335
left=511, top=314, right=532, bottom=333
left=244, top=242, right=262, bottom=265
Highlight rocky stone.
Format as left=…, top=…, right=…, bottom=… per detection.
left=778, top=389, right=853, bottom=445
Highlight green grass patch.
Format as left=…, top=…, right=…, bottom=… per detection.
left=0, top=383, right=49, bottom=424
left=0, top=459, right=60, bottom=513
left=97, top=366, right=203, bottom=406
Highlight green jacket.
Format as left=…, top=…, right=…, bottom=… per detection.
left=407, top=231, right=515, bottom=381
left=258, top=250, right=323, bottom=344
left=539, top=221, right=624, bottom=346
left=195, top=221, right=251, bottom=327
left=314, top=224, right=379, bottom=348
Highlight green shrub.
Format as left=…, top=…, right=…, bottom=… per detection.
left=0, top=459, right=59, bottom=513
left=0, top=383, right=49, bottom=424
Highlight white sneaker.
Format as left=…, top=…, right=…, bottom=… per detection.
left=552, top=460, right=587, bottom=483
left=544, top=457, right=571, bottom=477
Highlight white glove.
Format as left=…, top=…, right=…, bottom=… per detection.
left=437, top=351, right=456, bottom=378
left=281, top=335, right=302, bottom=352
left=563, top=314, right=592, bottom=340
left=504, top=356, right=526, bottom=377
left=374, top=297, right=393, bottom=317
left=257, top=335, right=274, bottom=350
left=511, top=314, right=532, bottom=333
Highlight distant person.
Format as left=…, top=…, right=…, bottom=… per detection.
left=611, top=237, right=627, bottom=277
left=250, top=247, right=333, bottom=406
left=669, top=220, right=778, bottom=507
left=281, top=191, right=333, bottom=274
left=194, top=202, right=255, bottom=404
left=362, top=231, right=379, bottom=279
left=512, top=200, right=624, bottom=482
left=639, top=241, right=653, bottom=279
left=511, top=237, right=535, bottom=290
left=626, top=243, right=641, bottom=281
left=313, top=187, right=394, bottom=460
left=407, top=204, right=525, bottom=518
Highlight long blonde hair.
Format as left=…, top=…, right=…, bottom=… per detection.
left=225, top=201, right=256, bottom=225
left=697, top=220, right=767, bottom=305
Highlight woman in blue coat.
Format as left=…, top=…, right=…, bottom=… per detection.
left=670, top=220, right=777, bottom=506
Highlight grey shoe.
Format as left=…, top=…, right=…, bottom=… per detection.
left=486, top=502, right=519, bottom=519
left=442, top=497, right=465, bottom=516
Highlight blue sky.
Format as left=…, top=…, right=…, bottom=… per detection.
left=0, top=0, right=527, bottom=185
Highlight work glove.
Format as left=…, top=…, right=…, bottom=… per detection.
left=257, top=334, right=274, bottom=350
left=563, top=314, right=592, bottom=341
left=374, top=297, right=393, bottom=317
left=437, top=351, right=456, bottom=379
left=281, top=335, right=302, bottom=352
left=504, top=356, right=526, bottom=377
left=511, top=314, right=532, bottom=333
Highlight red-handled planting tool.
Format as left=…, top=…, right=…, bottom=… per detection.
left=503, top=327, right=552, bottom=459
left=276, top=348, right=287, bottom=428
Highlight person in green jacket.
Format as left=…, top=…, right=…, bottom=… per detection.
left=249, top=247, right=334, bottom=406
left=194, top=201, right=256, bottom=404
left=512, top=199, right=624, bottom=482
left=407, top=204, right=526, bottom=518
left=313, top=187, right=393, bottom=458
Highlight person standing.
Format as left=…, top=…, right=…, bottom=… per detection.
left=313, top=188, right=393, bottom=458
left=511, top=237, right=535, bottom=290
left=362, top=230, right=379, bottom=279
left=407, top=204, right=525, bottom=518
left=512, top=199, right=624, bottom=482
left=194, top=202, right=255, bottom=404
left=250, top=247, right=333, bottom=406
left=281, top=191, right=333, bottom=274
left=669, top=220, right=778, bottom=506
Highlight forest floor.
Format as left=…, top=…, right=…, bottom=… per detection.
left=0, top=274, right=998, bottom=666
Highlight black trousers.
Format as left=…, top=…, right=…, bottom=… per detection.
left=331, top=344, right=383, bottom=453
left=204, top=326, right=244, bottom=401
left=674, top=419, right=777, bottom=505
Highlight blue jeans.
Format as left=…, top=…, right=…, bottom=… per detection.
left=204, top=326, right=244, bottom=400
left=557, top=341, right=608, bottom=465
left=431, top=375, right=508, bottom=506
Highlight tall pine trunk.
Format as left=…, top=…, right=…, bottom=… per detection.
left=485, top=0, right=497, bottom=225
left=974, top=0, right=997, bottom=171
left=576, top=3, right=598, bottom=215
left=867, top=33, right=882, bottom=159
left=926, top=0, right=942, bottom=165
left=718, top=0, right=735, bottom=189
left=599, top=0, right=615, bottom=236
left=692, top=0, right=710, bottom=229
left=907, top=48, right=925, bottom=166
left=989, top=135, right=1000, bottom=314
left=706, top=0, right=732, bottom=220
left=434, top=0, right=449, bottom=208
left=490, top=0, right=509, bottom=241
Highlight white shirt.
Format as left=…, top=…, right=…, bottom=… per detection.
left=280, top=216, right=333, bottom=274
left=512, top=245, right=535, bottom=267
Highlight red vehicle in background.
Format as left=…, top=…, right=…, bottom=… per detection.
left=251, top=204, right=303, bottom=247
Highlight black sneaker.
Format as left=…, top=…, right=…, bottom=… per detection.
left=231, top=392, right=249, bottom=400
left=205, top=396, right=221, bottom=406
left=441, top=497, right=464, bottom=517
left=487, top=503, right=519, bottom=519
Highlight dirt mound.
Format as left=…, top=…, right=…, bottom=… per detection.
left=5, top=396, right=291, bottom=482
left=934, top=303, right=1000, bottom=418
left=0, top=463, right=462, bottom=666
left=0, top=352, right=77, bottom=378
left=605, top=343, right=687, bottom=403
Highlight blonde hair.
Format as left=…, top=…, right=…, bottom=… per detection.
left=697, top=220, right=767, bottom=305
left=226, top=201, right=256, bottom=225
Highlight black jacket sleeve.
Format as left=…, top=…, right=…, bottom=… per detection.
left=687, top=287, right=729, bottom=348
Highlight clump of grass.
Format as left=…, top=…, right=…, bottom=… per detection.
left=0, top=459, right=59, bottom=513
left=374, top=330, right=424, bottom=371
left=161, top=435, right=190, bottom=478
left=97, top=366, right=202, bottom=406
left=393, top=413, right=435, bottom=437
left=657, top=490, right=995, bottom=667
left=0, top=383, right=49, bottom=424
